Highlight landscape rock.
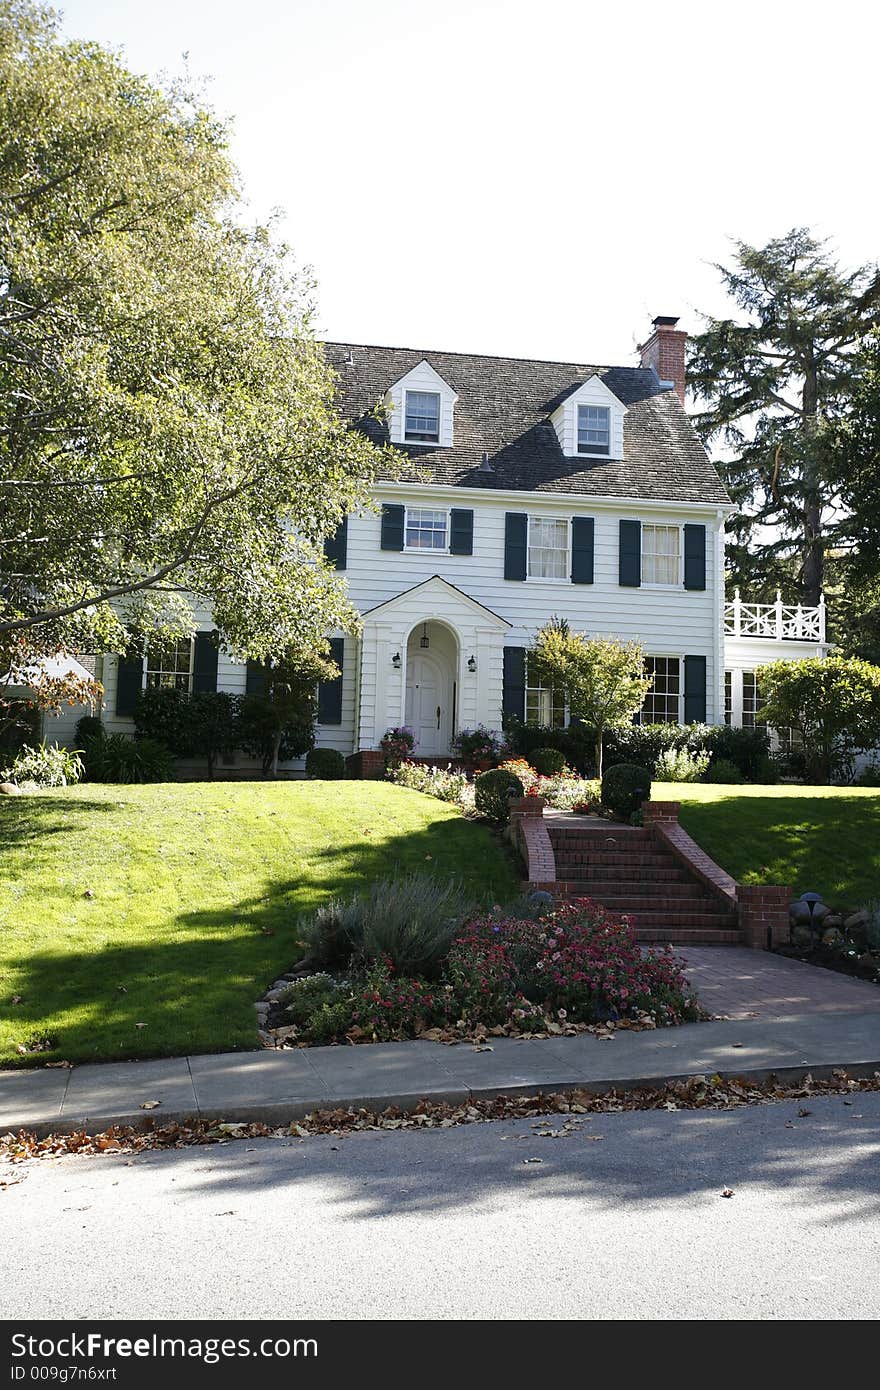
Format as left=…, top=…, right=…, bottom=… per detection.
left=821, top=927, right=843, bottom=946
left=845, top=908, right=869, bottom=930
left=791, top=925, right=814, bottom=949
left=822, top=914, right=843, bottom=929
left=0, top=782, right=21, bottom=796
left=264, top=987, right=287, bottom=1003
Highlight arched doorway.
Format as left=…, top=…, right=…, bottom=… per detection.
left=404, top=621, right=457, bottom=757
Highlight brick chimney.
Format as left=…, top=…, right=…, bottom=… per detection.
left=638, top=315, right=687, bottom=403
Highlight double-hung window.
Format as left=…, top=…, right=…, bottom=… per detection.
left=577, top=404, right=610, bottom=455
left=741, top=671, right=766, bottom=729
left=526, top=659, right=566, bottom=727
left=640, top=656, right=681, bottom=724
left=642, top=524, right=681, bottom=585
left=405, top=507, right=448, bottom=551
left=404, top=390, right=441, bottom=443
left=145, top=637, right=193, bottom=692
left=724, top=670, right=732, bottom=726
left=527, top=517, right=569, bottom=579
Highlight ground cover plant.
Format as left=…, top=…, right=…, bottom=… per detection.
left=275, top=894, right=700, bottom=1045
left=0, top=782, right=518, bottom=1067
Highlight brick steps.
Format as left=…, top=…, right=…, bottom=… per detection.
left=547, top=818, right=744, bottom=946
left=557, top=878, right=704, bottom=898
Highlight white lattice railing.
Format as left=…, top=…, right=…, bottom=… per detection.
left=724, top=589, right=826, bottom=642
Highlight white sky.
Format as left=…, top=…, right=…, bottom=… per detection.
left=58, top=0, right=879, bottom=366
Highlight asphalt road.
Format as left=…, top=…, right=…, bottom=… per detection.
left=3, top=1094, right=879, bottom=1320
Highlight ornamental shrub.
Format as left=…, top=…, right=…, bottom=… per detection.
left=601, top=762, right=652, bottom=820
left=2, top=741, right=83, bottom=787
left=530, top=746, right=567, bottom=776
left=299, top=872, right=475, bottom=978
left=389, top=760, right=470, bottom=806
left=281, top=973, right=342, bottom=1025
left=84, top=733, right=175, bottom=783
left=74, top=715, right=104, bottom=745
left=452, top=725, right=501, bottom=762
left=655, top=746, right=710, bottom=783
left=305, top=747, right=346, bottom=779
left=701, top=757, right=746, bottom=784
left=474, top=766, right=525, bottom=822
left=380, top=725, right=415, bottom=768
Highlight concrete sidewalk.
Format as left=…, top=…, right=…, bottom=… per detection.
left=3, top=1008, right=879, bottom=1137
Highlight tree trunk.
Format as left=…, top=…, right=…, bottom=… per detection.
left=801, top=365, right=824, bottom=606
left=595, top=730, right=603, bottom=780
left=271, top=731, right=281, bottom=779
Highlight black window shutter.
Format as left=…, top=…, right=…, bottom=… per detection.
left=502, top=646, right=526, bottom=720
left=323, top=516, right=348, bottom=570
left=619, top=519, right=641, bottom=586
left=504, top=513, right=528, bottom=581
left=318, top=638, right=344, bottom=725
left=192, top=631, right=219, bottom=693
left=245, top=660, right=267, bottom=696
left=449, top=508, right=474, bottom=556
left=380, top=503, right=405, bottom=551
left=571, top=516, right=595, bottom=584
left=115, top=651, right=144, bottom=716
left=684, top=655, right=707, bottom=724
left=683, top=523, right=706, bottom=590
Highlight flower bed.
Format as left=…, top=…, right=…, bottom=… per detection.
left=264, top=897, right=700, bottom=1046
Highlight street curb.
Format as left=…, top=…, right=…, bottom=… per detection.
left=10, top=1057, right=880, bottom=1141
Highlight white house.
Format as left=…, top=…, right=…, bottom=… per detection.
left=48, top=316, right=827, bottom=770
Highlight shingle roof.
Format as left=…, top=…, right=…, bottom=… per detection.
left=324, top=342, right=730, bottom=506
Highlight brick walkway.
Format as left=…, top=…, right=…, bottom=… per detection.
left=678, top=946, right=880, bottom=1021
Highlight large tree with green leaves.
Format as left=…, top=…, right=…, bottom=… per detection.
left=756, top=656, right=880, bottom=784
left=0, top=1, right=386, bottom=679
left=528, top=621, right=651, bottom=777
left=688, top=229, right=880, bottom=608
left=826, top=335, right=880, bottom=660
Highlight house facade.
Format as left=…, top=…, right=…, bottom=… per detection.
left=49, top=316, right=827, bottom=768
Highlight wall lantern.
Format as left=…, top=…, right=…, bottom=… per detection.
left=419, top=623, right=430, bottom=650
left=391, top=652, right=401, bottom=669
left=467, top=655, right=477, bottom=673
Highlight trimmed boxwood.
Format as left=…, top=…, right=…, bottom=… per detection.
left=530, top=746, right=567, bottom=776
left=601, top=762, right=652, bottom=821
left=305, top=747, right=346, bottom=780
left=474, top=767, right=525, bottom=823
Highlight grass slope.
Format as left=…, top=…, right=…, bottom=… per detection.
left=0, top=782, right=518, bottom=1067
left=655, top=782, right=880, bottom=908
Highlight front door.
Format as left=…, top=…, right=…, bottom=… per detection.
left=405, top=653, right=446, bottom=756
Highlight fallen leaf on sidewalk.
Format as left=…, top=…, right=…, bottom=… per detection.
left=523, top=1157, right=543, bottom=1164
left=797, top=1107, right=813, bottom=1117
left=721, top=1188, right=734, bottom=1198
left=140, top=1101, right=161, bottom=1111
left=472, top=1045, right=493, bottom=1053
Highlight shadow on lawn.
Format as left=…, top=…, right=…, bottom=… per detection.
left=3, top=817, right=521, bottom=1067
left=0, top=795, right=117, bottom=855
left=677, top=792, right=880, bottom=906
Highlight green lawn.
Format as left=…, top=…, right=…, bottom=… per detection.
left=0, top=782, right=518, bottom=1068
left=655, top=782, right=880, bottom=909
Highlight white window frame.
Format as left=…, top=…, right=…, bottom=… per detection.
left=403, top=505, right=450, bottom=553
left=639, top=654, right=683, bottom=725
left=576, top=403, right=611, bottom=455
left=526, top=515, right=571, bottom=583
left=641, top=523, right=684, bottom=588
left=144, top=636, right=194, bottom=693
left=741, top=670, right=766, bottom=730
left=724, top=670, right=732, bottom=727
left=525, top=658, right=567, bottom=728
left=404, top=390, right=442, bottom=444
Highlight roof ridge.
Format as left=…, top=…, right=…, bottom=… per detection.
left=323, top=339, right=653, bottom=374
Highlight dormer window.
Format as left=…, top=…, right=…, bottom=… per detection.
left=577, top=404, right=610, bottom=455
left=385, top=361, right=457, bottom=448
left=550, top=375, right=625, bottom=460
left=405, top=391, right=441, bottom=443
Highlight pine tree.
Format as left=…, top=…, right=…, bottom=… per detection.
left=689, top=229, right=880, bottom=606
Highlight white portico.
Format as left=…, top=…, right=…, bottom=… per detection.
left=355, top=576, right=510, bottom=757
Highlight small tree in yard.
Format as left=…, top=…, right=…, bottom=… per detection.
left=756, top=656, right=880, bottom=783
left=238, top=651, right=335, bottom=778
left=529, top=622, right=652, bottom=778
